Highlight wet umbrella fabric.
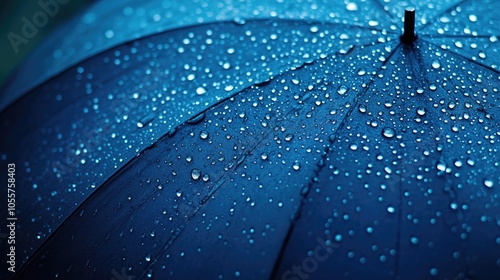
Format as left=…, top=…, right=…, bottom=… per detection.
left=0, top=0, right=499, bottom=279
left=0, top=0, right=398, bottom=111
left=3, top=0, right=497, bottom=110
left=0, top=19, right=387, bottom=271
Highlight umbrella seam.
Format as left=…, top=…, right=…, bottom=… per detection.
left=268, top=42, right=402, bottom=279
left=419, top=34, right=499, bottom=39
left=420, top=38, right=500, bottom=75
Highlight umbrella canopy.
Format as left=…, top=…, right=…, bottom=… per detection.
left=1, top=0, right=499, bottom=279
left=5, top=0, right=497, bottom=110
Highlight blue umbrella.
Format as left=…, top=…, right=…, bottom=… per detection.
left=1, top=0, right=499, bottom=279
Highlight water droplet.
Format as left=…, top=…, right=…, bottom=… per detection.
left=431, top=61, right=440, bottom=69
left=346, top=2, right=358, bottom=11
left=335, top=234, right=343, bottom=242
left=200, top=130, right=209, bottom=140
left=145, top=254, right=152, bottom=262
left=105, top=29, right=114, bottom=38
left=233, top=17, right=246, bottom=25
left=261, top=153, right=268, bottom=160
left=225, top=85, right=234, bottom=91
left=416, top=106, right=426, bottom=116
left=187, top=113, right=206, bottom=124
left=381, top=127, right=395, bottom=139
left=358, top=104, right=367, bottom=113
left=202, top=173, right=210, bottom=182
left=191, top=169, right=201, bottom=180
left=310, top=26, right=319, bottom=33
left=484, top=179, right=493, bottom=188
left=410, top=236, right=419, bottom=245
left=437, top=161, right=447, bottom=171
left=292, top=161, right=300, bottom=171
left=468, top=14, right=477, bottom=22
left=337, top=85, right=348, bottom=95
left=285, top=134, right=294, bottom=142
left=137, top=113, right=155, bottom=128
left=450, top=202, right=458, bottom=210
left=196, top=87, right=207, bottom=95
left=387, top=206, right=395, bottom=213
left=429, top=268, right=438, bottom=276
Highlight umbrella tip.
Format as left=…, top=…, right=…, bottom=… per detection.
left=401, top=8, right=417, bottom=44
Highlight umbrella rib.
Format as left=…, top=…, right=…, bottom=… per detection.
left=288, top=19, right=399, bottom=34
left=420, top=34, right=499, bottom=39
left=269, top=42, right=402, bottom=279
left=421, top=38, right=500, bottom=74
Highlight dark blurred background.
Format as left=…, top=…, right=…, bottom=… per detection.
left=0, top=0, right=94, bottom=89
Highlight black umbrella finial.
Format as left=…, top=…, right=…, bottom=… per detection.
left=401, top=8, right=417, bottom=43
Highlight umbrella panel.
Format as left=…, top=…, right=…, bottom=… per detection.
left=12, top=41, right=400, bottom=279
